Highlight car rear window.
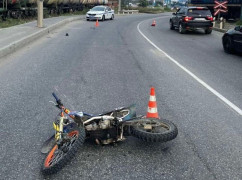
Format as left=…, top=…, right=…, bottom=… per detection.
left=187, top=9, right=212, bottom=16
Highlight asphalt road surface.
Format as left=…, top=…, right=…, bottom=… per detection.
left=0, top=13, right=241, bottom=180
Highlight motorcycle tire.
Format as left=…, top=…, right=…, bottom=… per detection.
left=41, top=126, right=85, bottom=175
left=131, top=118, right=178, bottom=143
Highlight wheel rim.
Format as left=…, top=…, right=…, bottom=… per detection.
left=135, top=120, right=171, bottom=134
left=65, top=131, right=79, bottom=151
left=44, top=145, right=65, bottom=168
left=206, top=29, right=212, bottom=34
left=44, top=130, right=79, bottom=168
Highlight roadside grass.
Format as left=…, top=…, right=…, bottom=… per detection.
left=136, top=7, right=164, bottom=14
left=119, top=6, right=175, bottom=14
left=58, top=8, right=89, bottom=16
left=123, top=7, right=165, bottom=14
left=0, top=8, right=89, bottom=28
left=164, top=7, right=173, bottom=12
left=0, top=18, right=36, bottom=28
left=235, top=20, right=242, bottom=25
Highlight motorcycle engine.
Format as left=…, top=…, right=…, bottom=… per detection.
left=85, top=119, right=111, bottom=131
left=99, top=119, right=110, bottom=129
left=85, top=119, right=120, bottom=144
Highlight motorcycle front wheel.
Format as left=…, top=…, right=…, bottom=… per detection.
left=41, top=126, right=85, bottom=175
left=131, top=118, right=178, bottom=143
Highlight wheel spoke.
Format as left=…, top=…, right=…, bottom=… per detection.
left=152, top=126, right=169, bottom=133
left=131, top=118, right=178, bottom=142
left=48, top=149, right=64, bottom=166
left=135, top=119, right=170, bottom=133
left=63, top=133, right=78, bottom=151
left=47, top=132, right=78, bottom=166
left=42, top=127, right=85, bottom=175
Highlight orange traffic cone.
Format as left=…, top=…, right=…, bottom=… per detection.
left=95, top=19, right=99, bottom=27
left=146, top=87, right=159, bottom=118
left=151, top=20, right=156, bottom=26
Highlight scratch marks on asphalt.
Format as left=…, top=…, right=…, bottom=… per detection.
left=150, top=49, right=167, bottom=58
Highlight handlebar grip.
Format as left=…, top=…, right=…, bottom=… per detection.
left=52, top=92, right=59, bottom=102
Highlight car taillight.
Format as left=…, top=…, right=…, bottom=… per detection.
left=206, top=16, right=213, bottom=21
left=184, top=16, right=193, bottom=22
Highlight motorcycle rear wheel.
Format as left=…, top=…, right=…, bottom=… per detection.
left=131, top=118, right=178, bottom=143
left=41, top=126, right=85, bottom=175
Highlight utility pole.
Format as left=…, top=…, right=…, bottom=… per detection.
left=37, top=0, right=44, bottom=28
left=118, top=0, right=121, bottom=14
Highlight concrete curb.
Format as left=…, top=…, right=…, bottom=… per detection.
left=0, top=16, right=83, bottom=59
left=213, top=27, right=227, bottom=33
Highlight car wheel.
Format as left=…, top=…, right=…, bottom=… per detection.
left=110, top=14, right=114, bottom=20
left=223, top=36, right=234, bottom=54
left=179, top=23, right=186, bottom=34
left=205, top=28, right=212, bottom=34
left=102, top=15, right=105, bottom=21
left=170, top=21, right=174, bottom=30
left=86, top=19, right=89, bottom=21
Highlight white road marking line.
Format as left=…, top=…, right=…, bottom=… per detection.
left=137, top=18, right=242, bottom=116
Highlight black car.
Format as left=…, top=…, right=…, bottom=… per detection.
left=222, top=26, right=242, bottom=54
left=170, top=7, right=213, bottom=34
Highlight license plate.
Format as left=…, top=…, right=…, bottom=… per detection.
left=195, top=18, right=205, bottom=21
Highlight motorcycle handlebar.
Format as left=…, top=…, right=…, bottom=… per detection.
left=52, top=92, right=63, bottom=107
left=52, top=92, right=59, bottom=102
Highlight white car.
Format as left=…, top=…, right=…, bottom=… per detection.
left=86, top=6, right=114, bottom=21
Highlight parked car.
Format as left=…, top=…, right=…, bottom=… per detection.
left=86, top=6, right=114, bottom=21
left=170, top=7, right=213, bottom=34
left=222, top=26, right=242, bottom=54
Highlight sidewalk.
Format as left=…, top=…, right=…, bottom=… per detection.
left=0, top=15, right=85, bottom=59
left=213, top=21, right=236, bottom=33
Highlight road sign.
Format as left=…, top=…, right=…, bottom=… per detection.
left=214, top=1, right=228, bottom=9
left=214, top=0, right=228, bottom=16
left=214, top=9, right=227, bottom=16
left=214, top=9, right=220, bottom=16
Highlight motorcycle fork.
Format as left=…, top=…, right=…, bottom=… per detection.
left=55, top=111, right=64, bottom=141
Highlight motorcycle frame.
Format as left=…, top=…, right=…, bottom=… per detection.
left=51, top=93, right=139, bottom=144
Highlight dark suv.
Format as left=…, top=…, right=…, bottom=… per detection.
left=170, top=7, right=213, bottom=34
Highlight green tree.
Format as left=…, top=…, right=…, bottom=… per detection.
left=139, top=0, right=148, bottom=7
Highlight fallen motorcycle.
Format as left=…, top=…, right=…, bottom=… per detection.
left=41, top=93, right=178, bottom=175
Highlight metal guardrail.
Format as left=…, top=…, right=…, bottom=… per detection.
left=121, top=10, right=139, bottom=14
